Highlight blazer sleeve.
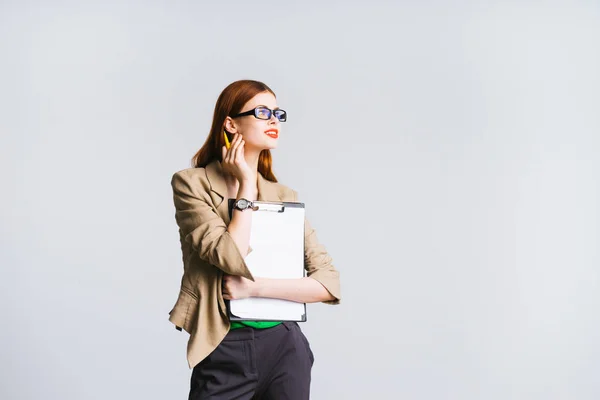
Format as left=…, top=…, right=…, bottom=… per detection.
left=293, top=190, right=341, bottom=304
left=171, top=170, right=254, bottom=280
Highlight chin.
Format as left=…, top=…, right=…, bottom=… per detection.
left=263, top=141, right=278, bottom=151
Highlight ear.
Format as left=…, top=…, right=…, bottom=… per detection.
left=224, top=117, right=238, bottom=134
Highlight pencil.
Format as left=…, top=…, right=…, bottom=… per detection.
left=223, top=132, right=231, bottom=149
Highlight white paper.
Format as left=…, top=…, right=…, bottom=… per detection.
left=229, top=203, right=306, bottom=321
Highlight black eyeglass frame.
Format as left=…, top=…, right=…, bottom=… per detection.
left=231, top=106, right=287, bottom=122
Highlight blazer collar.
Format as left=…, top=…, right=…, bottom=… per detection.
left=205, top=159, right=282, bottom=202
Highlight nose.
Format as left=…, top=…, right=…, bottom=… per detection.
left=268, top=112, right=280, bottom=124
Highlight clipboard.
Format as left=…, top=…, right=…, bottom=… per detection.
left=226, top=199, right=307, bottom=322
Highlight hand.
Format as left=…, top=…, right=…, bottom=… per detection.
left=222, top=274, right=256, bottom=300
left=221, top=133, right=254, bottom=184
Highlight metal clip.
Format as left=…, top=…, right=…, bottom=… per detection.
left=254, top=202, right=285, bottom=213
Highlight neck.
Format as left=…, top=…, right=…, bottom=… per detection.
left=244, top=147, right=261, bottom=175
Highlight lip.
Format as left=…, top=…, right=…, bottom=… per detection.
left=264, top=129, right=279, bottom=139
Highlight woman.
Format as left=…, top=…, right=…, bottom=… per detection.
left=169, top=79, right=341, bottom=399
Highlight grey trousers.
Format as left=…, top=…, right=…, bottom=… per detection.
left=189, top=321, right=314, bottom=400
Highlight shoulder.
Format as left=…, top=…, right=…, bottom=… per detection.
left=171, top=167, right=209, bottom=184
left=172, top=167, right=207, bottom=180
left=272, top=181, right=298, bottom=202
left=171, top=168, right=211, bottom=194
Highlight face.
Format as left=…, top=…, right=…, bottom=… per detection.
left=225, top=91, right=282, bottom=152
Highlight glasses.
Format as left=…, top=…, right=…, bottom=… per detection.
left=231, top=106, right=287, bottom=122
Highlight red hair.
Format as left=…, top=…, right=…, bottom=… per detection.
left=192, top=80, right=278, bottom=182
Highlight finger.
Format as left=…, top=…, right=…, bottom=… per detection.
left=235, top=140, right=245, bottom=163
left=223, top=145, right=230, bottom=164
left=230, top=140, right=240, bottom=164
left=221, top=145, right=227, bottom=161
left=227, top=137, right=238, bottom=161
left=231, top=134, right=242, bottom=156
left=225, top=136, right=239, bottom=161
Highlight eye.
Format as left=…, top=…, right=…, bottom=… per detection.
left=256, top=107, right=270, bottom=119
left=275, top=110, right=287, bottom=121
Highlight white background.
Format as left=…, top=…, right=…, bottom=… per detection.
left=1, top=1, right=599, bottom=399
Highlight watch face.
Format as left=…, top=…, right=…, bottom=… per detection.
left=237, top=199, right=248, bottom=208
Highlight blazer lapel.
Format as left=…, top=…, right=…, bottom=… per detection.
left=205, top=160, right=229, bottom=223
left=205, top=159, right=282, bottom=224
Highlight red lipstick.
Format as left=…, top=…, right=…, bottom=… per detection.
left=265, top=129, right=279, bottom=139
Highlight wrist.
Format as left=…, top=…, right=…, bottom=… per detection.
left=237, top=176, right=255, bottom=187
left=237, top=180, right=257, bottom=199
left=250, top=277, right=264, bottom=297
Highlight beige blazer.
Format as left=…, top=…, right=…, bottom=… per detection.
left=168, top=159, right=341, bottom=368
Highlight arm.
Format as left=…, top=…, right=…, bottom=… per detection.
left=222, top=189, right=341, bottom=303
left=252, top=277, right=336, bottom=303
left=171, top=170, right=254, bottom=280
left=225, top=179, right=257, bottom=258
left=296, top=190, right=341, bottom=304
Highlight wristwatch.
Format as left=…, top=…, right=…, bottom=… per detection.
left=233, top=198, right=255, bottom=211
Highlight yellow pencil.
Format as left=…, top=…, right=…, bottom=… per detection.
left=223, top=132, right=231, bottom=149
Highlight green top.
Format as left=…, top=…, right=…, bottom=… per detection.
left=230, top=320, right=282, bottom=330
